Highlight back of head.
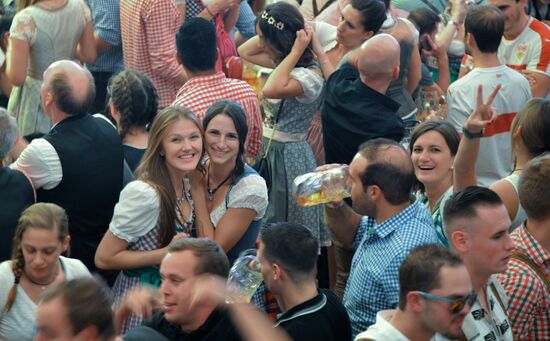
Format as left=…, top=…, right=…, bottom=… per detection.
left=259, top=222, right=319, bottom=283
left=464, top=5, right=504, bottom=53
left=408, top=7, right=440, bottom=36
left=512, top=98, right=550, bottom=157
left=108, top=70, right=158, bottom=138
left=40, top=277, right=115, bottom=340
left=45, top=61, right=96, bottom=115
left=398, top=244, right=463, bottom=309
left=358, top=138, right=414, bottom=205
left=256, top=2, right=314, bottom=67
left=0, top=108, right=17, bottom=160
left=176, top=17, right=217, bottom=73
left=168, top=238, right=230, bottom=278
left=357, top=33, right=400, bottom=81
left=519, top=156, right=550, bottom=221
left=350, top=0, right=387, bottom=34
left=443, top=186, right=504, bottom=237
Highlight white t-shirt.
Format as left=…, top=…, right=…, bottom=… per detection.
left=354, top=310, right=410, bottom=341
left=498, top=17, right=550, bottom=76
left=0, top=256, right=91, bottom=341
left=446, top=65, right=531, bottom=186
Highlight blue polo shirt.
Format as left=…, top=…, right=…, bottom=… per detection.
left=343, top=199, right=439, bottom=338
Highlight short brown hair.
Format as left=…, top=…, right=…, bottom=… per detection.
left=40, top=277, right=115, bottom=341
left=168, top=238, right=229, bottom=278
left=519, top=156, right=550, bottom=220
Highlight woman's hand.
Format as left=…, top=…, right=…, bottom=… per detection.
left=291, top=28, right=313, bottom=55
left=464, top=84, right=501, bottom=133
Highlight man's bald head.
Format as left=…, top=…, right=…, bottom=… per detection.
left=42, top=60, right=95, bottom=116
left=356, top=138, right=414, bottom=205
left=357, top=33, right=400, bottom=81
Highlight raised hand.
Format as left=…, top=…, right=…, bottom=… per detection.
left=292, top=28, right=313, bottom=55
left=465, top=84, right=501, bottom=133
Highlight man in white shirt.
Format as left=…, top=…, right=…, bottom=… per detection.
left=355, top=244, right=475, bottom=341
left=488, top=0, right=550, bottom=97
left=443, top=187, right=515, bottom=341
left=447, top=5, right=531, bottom=186
left=11, top=60, right=124, bottom=283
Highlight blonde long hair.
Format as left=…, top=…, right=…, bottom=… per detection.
left=3, top=203, right=69, bottom=313
left=136, top=106, right=205, bottom=247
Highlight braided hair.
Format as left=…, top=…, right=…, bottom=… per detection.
left=3, top=203, right=69, bottom=313
left=108, top=70, right=158, bottom=139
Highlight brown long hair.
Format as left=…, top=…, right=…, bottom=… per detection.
left=3, top=203, right=69, bottom=313
left=16, top=0, right=43, bottom=12
left=136, top=106, right=205, bottom=247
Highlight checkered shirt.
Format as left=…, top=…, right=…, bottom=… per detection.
left=172, top=72, right=263, bottom=158
left=497, top=224, right=550, bottom=340
left=85, top=0, right=123, bottom=73
left=343, top=200, right=439, bottom=338
left=120, top=0, right=183, bottom=107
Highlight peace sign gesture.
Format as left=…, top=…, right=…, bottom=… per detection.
left=464, top=84, right=502, bottom=133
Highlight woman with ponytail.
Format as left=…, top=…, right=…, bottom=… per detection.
left=107, top=70, right=159, bottom=172
left=0, top=203, right=91, bottom=341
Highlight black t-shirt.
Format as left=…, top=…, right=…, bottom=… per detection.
left=321, top=63, right=403, bottom=165
left=275, top=290, right=352, bottom=341
left=142, top=309, right=243, bottom=341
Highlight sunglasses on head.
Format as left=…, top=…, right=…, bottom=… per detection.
left=415, top=290, right=478, bottom=314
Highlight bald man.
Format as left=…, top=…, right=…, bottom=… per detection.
left=321, top=33, right=404, bottom=166
left=322, top=138, right=439, bottom=337
left=11, top=60, right=123, bottom=283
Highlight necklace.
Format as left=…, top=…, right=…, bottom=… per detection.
left=175, top=179, right=186, bottom=207
left=207, top=172, right=232, bottom=201
left=24, top=265, right=59, bottom=290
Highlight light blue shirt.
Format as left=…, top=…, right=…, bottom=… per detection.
left=85, top=0, right=123, bottom=73
left=343, top=199, right=439, bottom=338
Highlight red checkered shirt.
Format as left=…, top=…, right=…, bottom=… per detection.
left=120, top=0, right=183, bottom=107
left=497, top=224, right=550, bottom=340
left=172, top=72, right=262, bottom=158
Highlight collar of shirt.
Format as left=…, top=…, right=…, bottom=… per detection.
left=368, top=200, right=422, bottom=240
left=352, top=79, right=400, bottom=113
left=515, top=223, right=550, bottom=266
left=274, top=292, right=326, bottom=327
left=175, top=71, right=227, bottom=97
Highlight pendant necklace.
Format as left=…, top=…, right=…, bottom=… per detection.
left=24, top=266, right=59, bottom=290
left=207, top=171, right=232, bottom=201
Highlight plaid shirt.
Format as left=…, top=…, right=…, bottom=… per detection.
left=343, top=200, right=439, bottom=338
left=172, top=72, right=263, bottom=158
left=497, top=224, right=550, bottom=340
left=85, top=0, right=123, bottom=73
left=120, top=0, right=183, bottom=107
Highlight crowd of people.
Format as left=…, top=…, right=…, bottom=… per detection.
left=0, top=0, right=549, bottom=340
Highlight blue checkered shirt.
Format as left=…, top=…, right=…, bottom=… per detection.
left=85, top=0, right=123, bottom=73
left=343, top=200, right=440, bottom=338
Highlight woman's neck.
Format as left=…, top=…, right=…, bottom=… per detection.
left=424, top=176, right=453, bottom=210
left=514, top=142, right=534, bottom=170
left=208, top=159, right=235, bottom=184
left=122, top=127, right=148, bottom=149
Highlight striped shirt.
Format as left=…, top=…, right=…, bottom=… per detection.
left=172, top=72, right=263, bottom=158
left=120, top=0, right=183, bottom=107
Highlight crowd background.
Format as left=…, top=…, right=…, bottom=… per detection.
left=0, top=0, right=549, bottom=340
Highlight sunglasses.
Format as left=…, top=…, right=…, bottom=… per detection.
left=415, top=290, right=478, bottom=314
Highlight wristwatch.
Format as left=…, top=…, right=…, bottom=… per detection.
left=462, top=127, right=484, bottom=139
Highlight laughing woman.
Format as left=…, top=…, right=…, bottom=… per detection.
left=409, top=120, right=460, bottom=246
left=238, top=2, right=328, bottom=248
left=95, top=106, right=204, bottom=332
left=192, top=100, right=268, bottom=265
